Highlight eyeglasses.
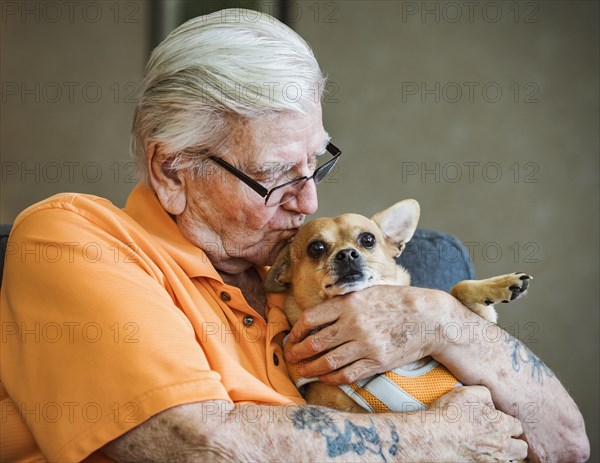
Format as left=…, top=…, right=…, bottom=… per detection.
left=208, top=142, right=342, bottom=207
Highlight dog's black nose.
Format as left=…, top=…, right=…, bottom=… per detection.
left=335, top=248, right=360, bottom=261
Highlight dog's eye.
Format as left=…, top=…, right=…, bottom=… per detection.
left=358, top=232, right=376, bottom=249
left=307, top=240, right=327, bottom=258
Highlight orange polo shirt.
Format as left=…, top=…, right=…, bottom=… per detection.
left=0, top=184, right=303, bottom=462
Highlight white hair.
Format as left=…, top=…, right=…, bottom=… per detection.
left=131, top=8, right=327, bottom=181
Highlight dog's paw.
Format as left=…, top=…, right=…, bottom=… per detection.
left=480, top=272, right=532, bottom=305
left=450, top=273, right=532, bottom=323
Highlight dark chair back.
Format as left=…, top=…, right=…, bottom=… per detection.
left=0, top=224, right=12, bottom=287
left=398, top=228, right=475, bottom=292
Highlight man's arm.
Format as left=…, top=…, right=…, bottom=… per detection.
left=102, top=386, right=526, bottom=462
left=284, top=285, right=590, bottom=463
left=436, top=318, right=589, bottom=463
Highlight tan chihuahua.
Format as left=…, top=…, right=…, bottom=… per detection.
left=265, top=199, right=531, bottom=413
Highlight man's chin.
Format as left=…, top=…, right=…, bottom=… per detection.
left=250, top=229, right=298, bottom=267
left=263, top=235, right=294, bottom=266
left=264, top=243, right=285, bottom=266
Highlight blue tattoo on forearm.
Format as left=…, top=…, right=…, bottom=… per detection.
left=291, top=407, right=399, bottom=462
left=505, top=333, right=554, bottom=383
left=388, top=420, right=399, bottom=456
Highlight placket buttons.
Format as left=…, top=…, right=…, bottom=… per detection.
left=243, top=315, right=254, bottom=327
left=220, top=292, right=231, bottom=302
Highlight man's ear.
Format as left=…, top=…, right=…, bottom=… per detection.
left=264, top=244, right=292, bottom=293
left=147, top=143, right=187, bottom=216
left=371, top=199, right=420, bottom=253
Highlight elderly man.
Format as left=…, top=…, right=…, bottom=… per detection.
left=0, top=9, right=588, bottom=463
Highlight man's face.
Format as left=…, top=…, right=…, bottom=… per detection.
left=177, top=107, right=329, bottom=270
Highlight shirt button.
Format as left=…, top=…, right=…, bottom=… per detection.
left=273, top=353, right=280, bottom=366
left=220, top=292, right=231, bottom=302
left=243, top=316, right=254, bottom=327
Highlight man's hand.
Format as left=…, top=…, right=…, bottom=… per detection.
left=284, top=284, right=589, bottom=462
left=424, top=386, right=528, bottom=462
left=284, top=285, right=453, bottom=383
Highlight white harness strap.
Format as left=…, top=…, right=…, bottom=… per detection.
left=283, top=336, right=461, bottom=413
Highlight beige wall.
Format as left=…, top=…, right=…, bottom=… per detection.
left=1, top=0, right=598, bottom=459
left=1, top=1, right=150, bottom=220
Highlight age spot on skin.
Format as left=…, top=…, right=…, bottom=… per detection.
left=171, top=424, right=187, bottom=441
left=390, top=327, right=409, bottom=347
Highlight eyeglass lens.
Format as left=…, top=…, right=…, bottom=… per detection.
left=265, top=156, right=339, bottom=206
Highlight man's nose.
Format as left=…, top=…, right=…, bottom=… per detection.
left=283, top=179, right=318, bottom=215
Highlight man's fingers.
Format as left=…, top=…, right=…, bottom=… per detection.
left=287, top=303, right=340, bottom=343
left=508, top=416, right=524, bottom=438
left=294, top=341, right=361, bottom=377
left=285, top=331, right=331, bottom=363
left=456, top=385, right=493, bottom=404
left=286, top=323, right=347, bottom=362
left=507, top=438, right=528, bottom=461
left=319, top=358, right=382, bottom=385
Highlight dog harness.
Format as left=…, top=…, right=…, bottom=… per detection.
left=285, top=336, right=461, bottom=412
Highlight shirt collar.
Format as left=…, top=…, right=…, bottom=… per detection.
left=124, top=183, right=222, bottom=281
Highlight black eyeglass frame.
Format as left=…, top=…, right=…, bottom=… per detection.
left=208, top=142, right=342, bottom=206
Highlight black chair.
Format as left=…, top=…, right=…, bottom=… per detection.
left=398, top=228, right=475, bottom=292
left=0, top=224, right=11, bottom=287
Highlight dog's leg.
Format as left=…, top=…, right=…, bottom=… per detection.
left=450, top=272, right=532, bottom=323
left=304, top=383, right=370, bottom=413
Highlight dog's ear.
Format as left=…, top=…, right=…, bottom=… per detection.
left=264, top=244, right=292, bottom=293
left=371, top=199, right=420, bottom=254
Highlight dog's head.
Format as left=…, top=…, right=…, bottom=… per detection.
left=265, top=199, right=420, bottom=310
